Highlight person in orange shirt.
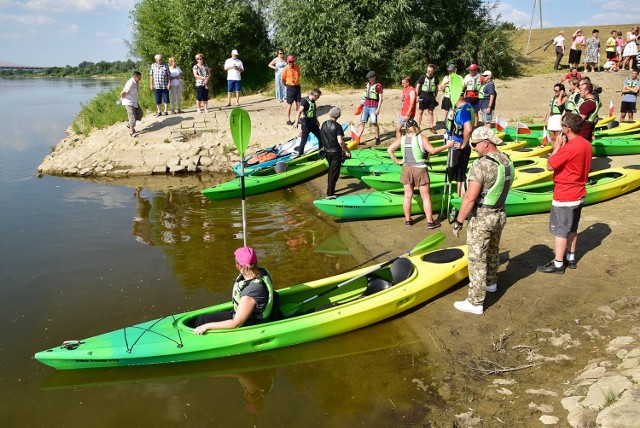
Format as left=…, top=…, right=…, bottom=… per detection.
left=395, top=76, right=416, bottom=140
left=281, top=55, right=302, bottom=125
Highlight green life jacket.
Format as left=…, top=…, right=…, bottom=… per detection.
left=303, top=97, right=317, bottom=119
left=566, top=91, right=581, bottom=114
left=418, top=75, right=437, bottom=94
left=577, top=95, right=600, bottom=124
left=232, top=267, right=274, bottom=320
left=363, top=82, right=380, bottom=100
left=400, top=135, right=427, bottom=167
left=467, top=153, right=514, bottom=209
left=549, top=96, right=564, bottom=115
left=446, top=103, right=474, bottom=139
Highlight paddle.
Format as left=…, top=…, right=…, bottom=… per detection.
left=281, top=232, right=445, bottom=317
left=230, top=108, right=251, bottom=246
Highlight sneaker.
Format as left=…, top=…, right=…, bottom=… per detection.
left=537, top=260, right=565, bottom=275
left=375, top=138, right=381, bottom=146
left=486, top=284, right=497, bottom=293
left=427, top=220, right=441, bottom=230
left=286, top=120, right=294, bottom=126
left=565, top=258, right=577, bottom=269
left=453, top=299, right=483, bottom=315
left=171, top=110, right=176, bottom=114
left=326, top=195, right=337, bottom=200
left=156, top=112, right=162, bottom=117
left=225, top=103, right=231, bottom=107
left=405, top=219, right=414, bottom=227
left=163, top=111, right=168, bottom=116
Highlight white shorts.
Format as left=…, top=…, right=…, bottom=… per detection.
left=548, top=114, right=562, bottom=132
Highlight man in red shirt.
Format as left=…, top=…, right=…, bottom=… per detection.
left=395, top=76, right=416, bottom=139
left=560, top=67, right=582, bottom=83
left=538, top=113, right=593, bottom=274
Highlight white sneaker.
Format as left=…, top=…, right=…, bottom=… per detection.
left=486, top=284, right=497, bottom=293
left=454, top=299, right=483, bottom=315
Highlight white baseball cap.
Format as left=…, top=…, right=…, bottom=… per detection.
left=231, top=49, right=239, bottom=56
left=482, top=70, right=492, bottom=77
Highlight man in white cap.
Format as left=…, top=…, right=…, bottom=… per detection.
left=463, top=63, right=482, bottom=126
left=224, top=49, right=244, bottom=106
left=439, top=63, right=457, bottom=114
left=451, top=127, right=514, bottom=315
left=478, top=70, right=496, bottom=128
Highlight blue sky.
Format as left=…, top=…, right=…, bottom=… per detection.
left=1, top=0, right=639, bottom=67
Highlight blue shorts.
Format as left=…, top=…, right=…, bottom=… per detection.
left=360, top=106, right=379, bottom=124
left=465, top=98, right=480, bottom=112
left=227, top=80, right=241, bottom=93
left=482, top=110, right=493, bottom=123
left=396, top=115, right=414, bottom=126
left=154, top=88, right=169, bottom=104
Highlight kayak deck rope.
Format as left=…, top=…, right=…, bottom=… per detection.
left=123, top=316, right=184, bottom=354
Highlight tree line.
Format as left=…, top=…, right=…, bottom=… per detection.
left=0, top=60, right=138, bottom=78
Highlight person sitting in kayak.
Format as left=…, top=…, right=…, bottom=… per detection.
left=194, top=247, right=277, bottom=334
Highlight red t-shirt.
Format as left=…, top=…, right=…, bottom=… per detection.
left=563, top=71, right=582, bottom=81
left=578, top=97, right=597, bottom=140
left=548, top=135, right=592, bottom=201
left=400, top=86, right=416, bottom=116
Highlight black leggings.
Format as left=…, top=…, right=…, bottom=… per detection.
left=326, top=151, right=343, bottom=196
left=299, top=124, right=321, bottom=156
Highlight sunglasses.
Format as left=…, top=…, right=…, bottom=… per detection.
left=470, top=140, right=482, bottom=148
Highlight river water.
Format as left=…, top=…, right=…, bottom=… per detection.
left=0, top=78, right=438, bottom=426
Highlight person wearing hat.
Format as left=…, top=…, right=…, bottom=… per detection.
left=224, top=49, right=244, bottom=107
left=387, top=119, right=453, bottom=228
left=415, top=64, right=439, bottom=132
left=281, top=55, right=302, bottom=125
left=320, top=106, right=351, bottom=199
left=463, top=63, right=482, bottom=126
left=478, top=70, right=496, bottom=128
left=451, top=127, right=514, bottom=314
left=537, top=113, right=592, bottom=275
left=194, top=247, right=277, bottom=333
left=439, top=63, right=457, bottom=113
left=356, top=70, right=384, bottom=145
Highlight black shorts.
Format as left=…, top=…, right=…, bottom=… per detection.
left=196, top=85, right=209, bottom=101
left=441, top=97, right=452, bottom=111
left=606, top=51, right=616, bottom=60
left=286, top=85, right=301, bottom=104
left=447, top=147, right=471, bottom=182
left=621, top=101, right=637, bottom=113
left=419, top=94, right=439, bottom=111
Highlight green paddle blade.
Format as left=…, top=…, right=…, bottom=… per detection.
left=229, top=108, right=251, bottom=157
left=449, top=74, right=463, bottom=103
left=410, top=232, right=445, bottom=255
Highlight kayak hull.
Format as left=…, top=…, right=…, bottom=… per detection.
left=35, top=245, right=468, bottom=370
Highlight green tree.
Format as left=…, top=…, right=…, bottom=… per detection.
left=129, top=0, right=272, bottom=93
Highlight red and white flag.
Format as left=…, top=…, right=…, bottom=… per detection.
left=516, top=121, right=531, bottom=135
left=609, top=100, right=614, bottom=116
left=495, top=116, right=508, bottom=132
left=542, top=126, right=550, bottom=146
left=350, top=124, right=360, bottom=143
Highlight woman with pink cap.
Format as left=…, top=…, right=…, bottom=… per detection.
left=194, top=247, right=276, bottom=334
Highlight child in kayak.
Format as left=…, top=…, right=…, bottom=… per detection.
left=194, top=247, right=277, bottom=333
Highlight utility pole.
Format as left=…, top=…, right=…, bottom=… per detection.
left=525, top=0, right=544, bottom=55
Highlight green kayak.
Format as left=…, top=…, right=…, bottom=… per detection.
left=591, top=138, right=640, bottom=156
left=361, top=156, right=553, bottom=191
left=35, top=238, right=469, bottom=370
left=450, top=165, right=640, bottom=216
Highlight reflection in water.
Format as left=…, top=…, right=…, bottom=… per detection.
left=133, top=187, right=153, bottom=245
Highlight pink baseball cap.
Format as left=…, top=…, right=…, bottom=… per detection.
left=235, top=247, right=257, bottom=266
left=469, top=63, right=478, bottom=71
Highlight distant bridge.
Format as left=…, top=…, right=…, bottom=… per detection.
left=0, top=61, right=45, bottom=71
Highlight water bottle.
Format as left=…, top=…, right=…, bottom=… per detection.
left=116, top=99, right=122, bottom=105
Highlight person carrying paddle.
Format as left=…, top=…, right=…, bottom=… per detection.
left=451, top=127, right=514, bottom=314
left=537, top=113, right=592, bottom=275
left=320, top=107, right=351, bottom=199
left=387, top=120, right=453, bottom=229
left=293, top=88, right=322, bottom=157
left=445, top=95, right=474, bottom=198
left=194, top=247, right=277, bottom=333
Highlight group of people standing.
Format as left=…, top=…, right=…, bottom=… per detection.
left=553, top=25, right=639, bottom=72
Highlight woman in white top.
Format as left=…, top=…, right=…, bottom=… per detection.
left=622, top=26, right=639, bottom=71
left=268, top=49, right=287, bottom=102
left=553, top=31, right=565, bottom=71
left=168, top=57, right=183, bottom=114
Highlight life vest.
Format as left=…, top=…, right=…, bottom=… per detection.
left=363, top=82, right=381, bottom=100
left=577, top=95, right=600, bottom=124
left=549, top=96, right=564, bottom=115
left=303, top=97, right=317, bottom=119
left=400, top=135, right=428, bottom=167
left=566, top=91, right=581, bottom=114
left=446, top=103, right=474, bottom=139
left=418, top=75, right=437, bottom=94
left=624, top=78, right=639, bottom=93
left=467, top=153, right=514, bottom=209
left=443, top=77, right=451, bottom=97
left=232, top=267, right=274, bottom=321
left=478, top=82, right=496, bottom=102
left=464, top=74, right=481, bottom=98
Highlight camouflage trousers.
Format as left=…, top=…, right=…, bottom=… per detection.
left=467, top=208, right=507, bottom=305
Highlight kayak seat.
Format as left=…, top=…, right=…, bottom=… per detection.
left=421, top=248, right=465, bottom=263
left=363, top=258, right=414, bottom=296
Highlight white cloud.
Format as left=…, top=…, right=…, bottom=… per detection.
left=493, top=3, right=536, bottom=28
left=0, top=13, right=53, bottom=25
left=60, top=23, right=79, bottom=35
left=23, top=0, right=134, bottom=12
